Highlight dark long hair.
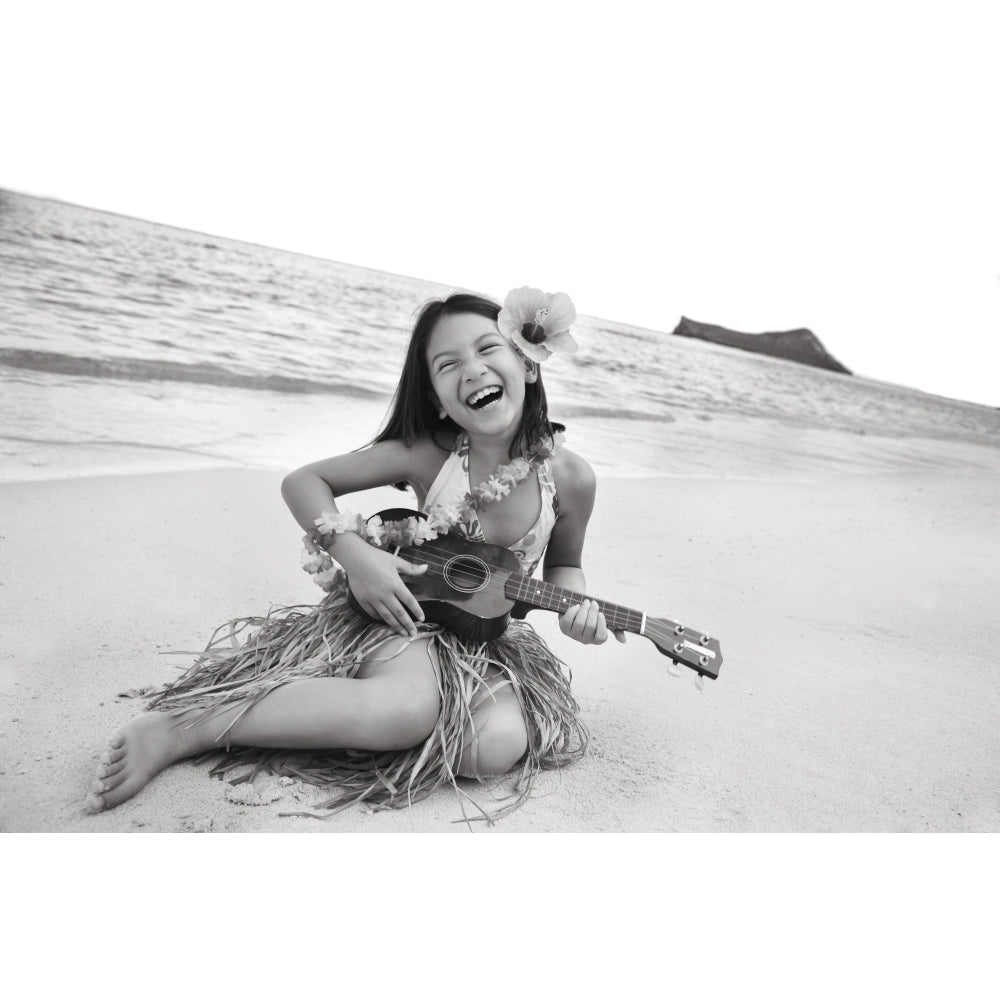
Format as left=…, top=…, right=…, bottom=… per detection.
left=372, top=292, right=562, bottom=473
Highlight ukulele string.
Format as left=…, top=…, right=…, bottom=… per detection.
left=387, top=544, right=644, bottom=631
left=391, top=551, right=702, bottom=679
left=370, top=539, right=707, bottom=677
left=401, top=546, right=625, bottom=617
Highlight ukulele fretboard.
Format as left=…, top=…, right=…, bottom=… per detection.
left=505, top=576, right=644, bottom=633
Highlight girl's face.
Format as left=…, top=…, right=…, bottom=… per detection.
left=426, top=312, right=529, bottom=438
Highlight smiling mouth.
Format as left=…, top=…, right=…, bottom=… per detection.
left=465, top=386, right=504, bottom=409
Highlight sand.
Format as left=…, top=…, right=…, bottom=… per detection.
left=2, top=452, right=998, bottom=832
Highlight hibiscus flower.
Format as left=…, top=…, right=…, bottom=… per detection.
left=497, top=286, right=578, bottom=363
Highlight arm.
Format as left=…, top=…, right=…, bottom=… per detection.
left=282, top=437, right=440, bottom=531
left=544, top=450, right=625, bottom=646
left=282, top=438, right=443, bottom=636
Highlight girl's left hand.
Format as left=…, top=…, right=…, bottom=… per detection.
left=559, top=599, right=627, bottom=646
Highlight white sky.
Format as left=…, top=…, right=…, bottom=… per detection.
left=4, top=0, right=998, bottom=406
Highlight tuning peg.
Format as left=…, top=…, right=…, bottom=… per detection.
left=700, top=635, right=710, bottom=645
left=667, top=661, right=682, bottom=677
left=694, top=674, right=705, bottom=692
left=673, top=624, right=685, bottom=635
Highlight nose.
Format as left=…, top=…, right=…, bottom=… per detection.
left=461, top=356, right=488, bottom=380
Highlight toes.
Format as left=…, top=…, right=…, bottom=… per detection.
left=103, top=743, right=127, bottom=764
left=109, top=734, right=125, bottom=750
left=85, top=793, right=105, bottom=814
left=95, top=768, right=127, bottom=792
left=97, top=758, right=126, bottom=779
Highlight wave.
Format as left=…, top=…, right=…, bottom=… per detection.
left=49, top=233, right=88, bottom=246
left=0, top=432, right=236, bottom=461
left=555, top=402, right=675, bottom=423
left=0, top=348, right=387, bottom=398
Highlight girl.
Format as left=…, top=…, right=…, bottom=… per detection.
left=85, top=288, right=623, bottom=822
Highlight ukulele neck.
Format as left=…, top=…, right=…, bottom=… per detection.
left=504, top=575, right=645, bottom=634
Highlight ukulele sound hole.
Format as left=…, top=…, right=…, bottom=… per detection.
left=443, top=555, right=490, bottom=594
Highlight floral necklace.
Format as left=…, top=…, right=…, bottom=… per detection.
left=301, top=431, right=564, bottom=591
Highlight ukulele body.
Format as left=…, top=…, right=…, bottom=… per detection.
left=346, top=512, right=527, bottom=643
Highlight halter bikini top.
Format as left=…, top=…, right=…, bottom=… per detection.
left=422, top=433, right=559, bottom=576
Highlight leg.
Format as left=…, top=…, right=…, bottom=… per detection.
left=87, top=635, right=441, bottom=813
left=457, top=667, right=529, bottom=778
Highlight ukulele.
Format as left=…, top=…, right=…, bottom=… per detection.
left=347, top=508, right=723, bottom=680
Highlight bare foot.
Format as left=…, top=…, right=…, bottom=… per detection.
left=85, top=713, right=197, bottom=813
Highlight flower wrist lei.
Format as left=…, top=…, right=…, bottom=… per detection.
left=301, top=285, right=576, bottom=593
left=300, top=432, right=565, bottom=592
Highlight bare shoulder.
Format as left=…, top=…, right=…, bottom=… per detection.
left=404, top=433, right=454, bottom=492
left=550, top=447, right=597, bottom=510
left=362, top=434, right=452, bottom=491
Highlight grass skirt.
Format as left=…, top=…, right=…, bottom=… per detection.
left=145, top=578, right=588, bottom=823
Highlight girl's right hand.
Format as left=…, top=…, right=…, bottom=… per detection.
left=342, top=543, right=429, bottom=637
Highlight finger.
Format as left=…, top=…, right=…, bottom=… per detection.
left=362, top=601, right=385, bottom=624
left=373, top=600, right=408, bottom=635
left=559, top=604, right=582, bottom=634
left=614, top=630, right=627, bottom=644
left=382, top=596, right=418, bottom=636
left=567, top=603, right=589, bottom=638
left=400, top=589, right=425, bottom=624
left=570, top=600, right=595, bottom=640
left=588, top=602, right=602, bottom=628
left=580, top=602, right=603, bottom=644
left=396, top=559, right=429, bottom=577
left=593, top=610, right=609, bottom=645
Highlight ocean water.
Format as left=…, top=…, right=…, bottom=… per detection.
left=2, top=188, right=999, bottom=484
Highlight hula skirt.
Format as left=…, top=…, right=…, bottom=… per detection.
left=145, top=574, right=588, bottom=824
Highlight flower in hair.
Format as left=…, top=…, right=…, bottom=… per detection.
left=498, top=286, right=578, bottom=363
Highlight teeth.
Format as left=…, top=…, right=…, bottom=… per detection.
left=466, top=386, right=502, bottom=407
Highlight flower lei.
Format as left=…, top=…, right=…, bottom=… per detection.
left=300, top=432, right=565, bottom=592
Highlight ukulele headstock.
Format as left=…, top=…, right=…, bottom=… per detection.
left=644, top=616, right=723, bottom=679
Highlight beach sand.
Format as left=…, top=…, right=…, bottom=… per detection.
left=2, top=444, right=998, bottom=832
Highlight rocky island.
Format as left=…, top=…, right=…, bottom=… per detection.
left=672, top=317, right=852, bottom=374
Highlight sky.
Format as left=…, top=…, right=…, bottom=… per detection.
left=3, top=0, right=998, bottom=406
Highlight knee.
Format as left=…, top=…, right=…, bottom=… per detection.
left=459, top=708, right=528, bottom=778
